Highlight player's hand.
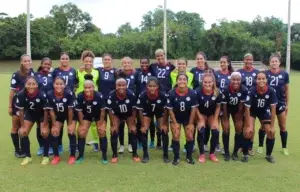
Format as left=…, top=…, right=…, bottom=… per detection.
left=243, top=126, right=253, bottom=139
left=41, top=127, right=49, bottom=138
left=160, top=124, right=168, bottom=132
left=18, top=127, right=26, bottom=137
left=141, top=126, right=147, bottom=134
left=79, top=66, right=85, bottom=72
left=8, top=107, right=12, bottom=116
left=186, top=124, right=194, bottom=131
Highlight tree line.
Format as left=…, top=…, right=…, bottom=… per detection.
left=0, top=3, right=299, bottom=69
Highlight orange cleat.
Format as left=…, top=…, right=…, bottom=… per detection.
left=133, top=156, right=141, bottom=162
left=111, top=157, right=118, bottom=163
left=198, top=154, right=206, bottom=163
left=68, top=156, right=76, bottom=165
left=209, top=154, right=219, bottom=162
left=51, top=156, right=60, bottom=165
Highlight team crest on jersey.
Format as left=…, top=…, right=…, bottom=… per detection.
left=246, top=96, right=250, bottom=101
left=279, top=75, right=282, bottom=78
left=110, top=70, right=114, bottom=73
left=36, top=98, right=40, bottom=102
left=63, top=98, right=67, bottom=102
left=93, top=101, right=97, bottom=105
left=167, top=99, right=170, bottom=103
left=212, top=96, right=216, bottom=100
left=166, top=66, right=170, bottom=70
left=157, top=99, right=161, bottom=104
left=53, top=99, right=55, bottom=102
left=228, top=76, right=231, bottom=79
left=131, top=75, right=134, bottom=79
left=16, top=98, right=19, bottom=103
left=25, top=98, right=28, bottom=101
left=252, top=73, right=256, bottom=76
left=265, top=95, right=269, bottom=99
left=186, top=97, right=191, bottom=101
left=237, top=93, right=241, bottom=97
left=11, top=79, right=16, bottom=85
left=137, top=99, right=140, bottom=104
left=125, top=99, right=130, bottom=103
left=48, top=74, right=52, bottom=77
left=147, top=73, right=151, bottom=76
left=69, top=72, right=73, bottom=76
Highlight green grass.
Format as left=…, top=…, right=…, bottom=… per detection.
left=0, top=71, right=300, bottom=192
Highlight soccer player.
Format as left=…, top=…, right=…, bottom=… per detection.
left=106, top=77, right=140, bottom=163
left=262, top=54, right=289, bottom=155
left=237, top=53, right=260, bottom=155
left=35, top=57, right=53, bottom=156
left=76, top=50, right=100, bottom=152
left=47, top=77, right=76, bottom=165
left=215, top=56, right=234, bottom=92
left=196, top=72, right=222, bottom=163
left=136, top=77, right=168, bottom=163
left=243, top=71, right=277, bottom=163
left=170, top=58, right=194, bottom=89
left=15, top=76, right=48, bottom=165
left=167, top=73, right=198, bottom=165
left=75, top=74, right=106, bottom=164
left=52, top=52, right=77, bottom=154
left=221, top=72, right=248, bottom=161
left=9, top=54, right=34, bottom=158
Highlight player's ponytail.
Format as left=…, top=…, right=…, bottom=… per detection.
left=84, top=74, right=94, bottom=86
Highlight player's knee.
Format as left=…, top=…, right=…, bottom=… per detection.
left=11, top=127, right=18, bottom=133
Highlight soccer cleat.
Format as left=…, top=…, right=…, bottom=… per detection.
left=41, top=157, right=50, bottom=165
left=198, top=154, right=206, bottom=163
left=51, top=156, right=60, bottom=165
left=248, top=149, right=255, bottom=156
left=167, top=147, right=172, bottom=151
left=257, top=147, right=263, bottom=154
left=142, top=156, right=149, bottom=163
left=76, top=157, right=84, bottom=164
left=238, top=148, right=243, bottom=153
left=209, top=154, right=219, bottom=162
left=21, top=157, right=32, bottom=166
left=149, top=141, right=155, bottom=149
left=67, top=156, right=76, bottom=165
left=172, top=158, right=180, bottom=166
left=37, top=147, right=44, bottom=156
left=265, top=155, right=276, bottom=163
left=221, top=149, right=225, bottom=155
left=231, top=153, right=239, bottom=161
left=92, top=143, right=99, bottom=152
left=204, top=145, right=209, bottom=152
left=48, top=147, right=53, bottom=156
left=133, top=155, right=141, bottom=162
left=111, top=155, right=118, bottom=163
left=186, top=158, right=195, bottom=165
left=163, top=156, right=170, bottom=163
left=224, top=153, right=230, bottom=162
left=283, top=148, right=289, bottom=156
left=128, top=144, right=133, bottom=153
left=156, top=145, right=163, bottom=150
left=102, top=159, right=108, bottom=164
left=58, top=145, right=64, bottom=155
left=15, top=151, right=26, bottom=158
left=215, top=144, right=221, bottom=152
left=118, top=145, right=124, bottom=154
left=241, top=155, right=249, bottom=163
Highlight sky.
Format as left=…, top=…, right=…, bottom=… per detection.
left=1, top=0, right=299, bottom=34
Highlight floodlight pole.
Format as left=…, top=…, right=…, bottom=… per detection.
left=286, top=0, right=291, bottom=74
left=26, top=0, right=31, bottom=56
left=163, top=0, right=167, bottom=61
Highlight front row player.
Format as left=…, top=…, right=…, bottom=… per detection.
left=137, top=77, right=168, bottom=163
left=106, top=77, right=140, bottom=163
left=15, top=76, right=48, bottom=165
left=243, top=71, right=277, bottom=163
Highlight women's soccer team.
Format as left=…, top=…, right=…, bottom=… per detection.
left=8, top=49, right=289, bottom=166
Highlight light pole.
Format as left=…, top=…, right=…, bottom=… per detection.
left=163, top=0, right=167, bottom=61
left=26, top=0, right=31, bottom=56
left=286, top=0, right=291, bottom=74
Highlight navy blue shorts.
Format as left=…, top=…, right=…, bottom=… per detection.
left=24, top=112, right=44, bottom=123
left=56, top=114, right=67, bottom=124
left=143, top=110, right=164, bottom=119
left=175, top=118, right=189, bottom=127
left=276, top=103, right=286, bottom=115
left=113, top=111, right=132, bottom=121
left=250, top=110, right=271, bottom=121
left=83, top=113, right=101, bottom=122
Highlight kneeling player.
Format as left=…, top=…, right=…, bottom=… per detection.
left=137, top=77, right=168, bottom=163
left=222, top=72, right=248, bottom=161
left=16, top=76, right=48, bottom=165
left=167, top=73, right=198, bottom=165
left=243, top=71, right=277, bottom=163
left=75, top=74, right=106, bottom=164
left=47, top=77, right=76, bottom=165
left=107, top=78, right=140, bottom=163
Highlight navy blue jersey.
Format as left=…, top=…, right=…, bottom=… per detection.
left=135, top=68, right=152, bottom=95
left=149, top=62, right=175, bottom=93
left=245, top=86, right=277, bottom=115
left=10, top=70, right=35, bottom=93
left=222, top=85, right=248, bottom=113
left=97, top=67, right=116, bottom=99
left=52, top=67, right=77, bottom=92
left=136, top=90, right=167, bottom=118
left=167, top=88, right=198, bottom=124
left=237, top=68, right=260, bottom=89
left=190, top=67, right=206, bottom=89
left=196, top=88, right=222, bottom=116
left=266, top=70, right=289, bottom=104
left=75, top=91, right=105, bottom=121
left=215, top=70, right=231, bottom=92
left=35, top=72, right=53, bottom=93
left=15, top=90, right=47, bottom=114
left=106, top=89, right=137, bottom=119
left=47, top=89, right=74, bottom=119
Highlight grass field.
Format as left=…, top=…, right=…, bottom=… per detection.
left=0, top=64, right=300, bottom=192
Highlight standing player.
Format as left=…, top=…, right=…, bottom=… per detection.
left=15, top=76, right=48, bottom=165
left=196, top=73, right=222, bottom=163
left=106, top=77, right=140, bottom=163
left=136, top=77, right=168, bottom=163
left=75, top=74, right=106, bottom=164
left=170, top=58, right=194, bottom=88
left=237, top=53, right=260, bottom=155
left=52, top=52, right=77, bottom=154
left=35, top=57, right=53, bottom=156
left=167, top=73, right=198, bottom=165
left=243, top=71, right=277, bottom=163
left=221, top=72, right=248, bottom=161
left=262, top=54, right=289, bottom=155
left=47, top=77, right=76, bottom=165
left=76, top=50, right=99, bottom=152
left=9, top=54, right=34, bottom=158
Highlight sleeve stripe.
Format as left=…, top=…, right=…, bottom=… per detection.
left=136, top=107, right=143, bottom=110
left=167, top=107, right=173, bottom=109
left=15, top=106, right=23, bottom=109
left=75, top=109, right=82, bottom=111
left=221, top=102, right=227, bottom=104
left=244, top=104, right=251, bottom=107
